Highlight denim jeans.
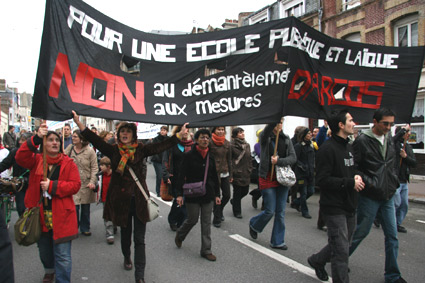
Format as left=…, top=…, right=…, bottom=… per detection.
left=38, top=231, right=72, bottom=283
left=249, top=185, right=289, bottom=247
left=349, top=194, right=401, bottom=283
left=293, top=183, right=315, bottom=215
left=121, top=197, right=146, bottom=281
left=310, top=213, right=356, bottom=283
left=75, top=204, right=90, bottom=233
left=393, top=183, right=408, bottom=226
left=152, top=161, right=163, bottom=196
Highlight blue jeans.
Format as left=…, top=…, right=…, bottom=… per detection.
left=349, top=194, right=401, bottom=283
left=38, top=231, right=72, bottom=283
left=294, top=183, right=315, bottom=215
left=250, top=185, right=289, bottom=247
left=75, top=204, right=90, bottom=233
left=153, top=161, right=163, bottom=196
left=394, top=183, right=408, bottom=226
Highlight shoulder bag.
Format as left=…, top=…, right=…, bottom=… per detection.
left=128, top=167, right=159, bottom=222
left=14, top=198, right=42, bottom=246
left=182, top=153, right=209, bottom=197
left=276, top=165, right=296, bottom=187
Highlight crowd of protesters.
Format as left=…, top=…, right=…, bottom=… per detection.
left=0, top=106, right=416, bottom=283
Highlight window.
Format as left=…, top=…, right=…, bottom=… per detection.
left=342, top=0, right=360, bottom=11
left=411, top=94, right=425, bottom=151
left=394, top=15, right=418, bottom=47
left=343, top=32, right=361, bottom=43
left=249, top=9, right=269, bottom=25
left=281, top=0, right=305, bottom=18
left=285, top=2, right=304, bottom=17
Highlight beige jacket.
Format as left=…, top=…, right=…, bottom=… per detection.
left=65, top=144, right=98, bottom=205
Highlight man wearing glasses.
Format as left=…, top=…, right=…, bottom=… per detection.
left=349, top=108, right=406, bottom=283
left=393, top=124, right=416, bottom=233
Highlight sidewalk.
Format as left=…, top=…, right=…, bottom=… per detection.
left=408, top=175, right=425, bottom=204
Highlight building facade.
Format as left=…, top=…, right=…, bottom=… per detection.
left=243, top=0, right=425, bottom=175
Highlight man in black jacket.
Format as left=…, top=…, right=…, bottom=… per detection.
left=307, top=110, right=364, bottom=282
left=393, top=125, right=416, bottom=233
left=349, top=108, right=406, bottom=283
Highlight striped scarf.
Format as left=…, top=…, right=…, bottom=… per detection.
left=117, top=142, right=138, bottom=175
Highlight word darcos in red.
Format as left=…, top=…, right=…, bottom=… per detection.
left=288, top=69, right=385, bottom=109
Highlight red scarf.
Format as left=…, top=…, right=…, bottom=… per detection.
left=0, top=145, right=4, bottom=150
left=35, top=153, right=64, bottom=176
left=212, top=133, right=225, bottom=146
left=196, top=145, right=209, bottom=159
left=180, top=139, right=194, bottom=152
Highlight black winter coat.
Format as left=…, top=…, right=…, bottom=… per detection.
left=316, top=135, right=357, bottom=215
left=393, top=130, right=417, bottom=183
left=176, top=147, right=220, bottom=203
left=294, top=141, right=315, bottom=183
left=353, top=130, right=399, bottom=201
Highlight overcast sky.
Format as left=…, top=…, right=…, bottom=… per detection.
left=0, top=0, right=273, bottom=93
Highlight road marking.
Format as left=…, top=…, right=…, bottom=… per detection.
left=151, top=192, right=172, bottom=207
left=416, top=220, right=425, bottom=224
left=229, top=234, right=331, bottom=282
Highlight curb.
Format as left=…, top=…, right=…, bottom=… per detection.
left=409, top=197, right=425, bottom=205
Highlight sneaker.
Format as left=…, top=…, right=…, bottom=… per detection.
left=302, top=213, right=312, bottom=219
left=373, top=219, right=381, bottom=228
left=81, top=231, right=92, bottom=236
left=234, top=213, right=243, bottom=219
left=397, top=225, right=407, bottom=233
left=308, top=256, right=329, bottom=281
left=394, top=277, right=407, bottom=283
left=249, top=226, right=258, bottom=239
left=124, top=257, right=133, bottom=270
left=317, top=226, right=328, bottom=232
left=42, top=273, right=55, bottom=283
left=175, top=233, right=182, bottom=248
left=213, top=222, right=221, bottom=228
left=106, top=237, right=114, bottom=245
left=201, top=253, right=217, bottom=261
left=270, top=244, right=288, bottom=250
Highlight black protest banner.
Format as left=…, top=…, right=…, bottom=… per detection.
left=32, top=0, right=425, bottom=125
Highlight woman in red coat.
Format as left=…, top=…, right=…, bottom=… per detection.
left=16, top=124, right=81, bottom=283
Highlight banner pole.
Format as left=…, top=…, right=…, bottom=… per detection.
left=42, top=120, right=48, bottom=206
left=270, top=126, right=280, bottom=181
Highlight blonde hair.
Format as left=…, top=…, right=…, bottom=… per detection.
left=99, top=156, right=111, bottom=166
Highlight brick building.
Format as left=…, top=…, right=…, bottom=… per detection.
left=243, top=0, right=425, bottom=175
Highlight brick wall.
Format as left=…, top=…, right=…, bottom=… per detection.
left=366, top=28, right=385, bottom=45
left=411, top=153, right=425, bottom=176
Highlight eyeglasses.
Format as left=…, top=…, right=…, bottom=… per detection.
left=379, top=121, right=394, bottom=127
